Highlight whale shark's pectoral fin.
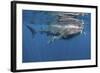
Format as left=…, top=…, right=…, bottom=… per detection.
left=48, top=36, right=60, bottom=44
left=83, top=32, right=86, bottom=36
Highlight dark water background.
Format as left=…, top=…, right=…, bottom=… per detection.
left=22, top=10, right=91, bottom=63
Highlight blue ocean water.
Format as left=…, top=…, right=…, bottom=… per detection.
left=22, top=10, right=91, bottom=63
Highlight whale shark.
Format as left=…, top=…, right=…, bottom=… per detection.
left=26, top=12, right=85, bottom=44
